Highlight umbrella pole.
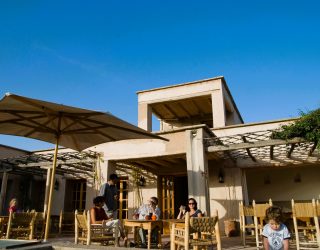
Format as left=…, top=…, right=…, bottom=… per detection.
left=44, top=136, right=60, bottom=242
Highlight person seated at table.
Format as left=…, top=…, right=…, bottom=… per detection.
left=181, top=198, right=203, bottom=218
left=132, top=197, right=161, bottom=248
left=8, top=198, right=18, bottom=214
left=90, top=196, right=127, bottom=246
left=177, top=204, right=187, bottom=219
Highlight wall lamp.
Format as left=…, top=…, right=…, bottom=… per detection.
left=138, top=176, right=146, bottom=187
left=54, top=179, right=60, bottom=190
left=264, top=175, right=271, bottom=185
left=218, top=169, right=225, bottom=183
left=294, top=173, right=301, bottom=183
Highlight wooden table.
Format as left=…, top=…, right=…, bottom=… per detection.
left=124, top=219, right=163, bottom=249
left=162, top=219, right=184, bottom=235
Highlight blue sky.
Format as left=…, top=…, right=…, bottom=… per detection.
left=0, top=1, right=319, bottom=151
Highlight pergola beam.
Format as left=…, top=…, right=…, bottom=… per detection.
left=286, top=144, right=296, bottom=158
left=242, top=136, right=256, bottom=162
left=0, top=151, right=98, bottom=179
left=270, top=145, right=274, bottom=160
left=17, top=159, right=95, bottom=168
left=308, top=141, right=318, bottom=156
left=207, top=138, right=305, bottom=152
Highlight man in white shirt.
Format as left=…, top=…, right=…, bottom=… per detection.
left=133, top=197, right=161, bottom=248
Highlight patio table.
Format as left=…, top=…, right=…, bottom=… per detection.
left=162, top=219, right=184, bottom=235
left=123, top=219, right=163, bottom=249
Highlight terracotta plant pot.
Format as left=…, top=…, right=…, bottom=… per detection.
left=224, top=219, right=238, bottom=237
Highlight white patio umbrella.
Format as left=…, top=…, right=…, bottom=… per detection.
left=0, top=93, right=166, bottom=241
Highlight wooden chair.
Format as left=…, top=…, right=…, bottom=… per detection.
left=6, top=212, right=37, bottom=240
left=292, top=199, right=320, bottom=249
left=253, top=199, right=272, bottom=248
left=59, top=210, right=75, bottom=235
left=170, top=210, right=221, bottom=250
left=239, top=201, right=255, bottom=246
left=74, top=210, right=119, bottom=246
left=34, top=212, right=46, bottom=239
left=0, top=216, right=8, bottom=238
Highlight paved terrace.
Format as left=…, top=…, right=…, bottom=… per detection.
left=48, top=236, right=260, bottom=250
left=6, top=235, right=298, bottom=250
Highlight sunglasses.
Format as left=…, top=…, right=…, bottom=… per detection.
left=188, top=203, right=195, bottom=205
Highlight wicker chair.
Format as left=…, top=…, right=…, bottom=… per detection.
left=74, top=210, right=118, bottom=246
left=34, top=212, right=46, bottom=239
left=0, top=216, right=8, bottom=238
left=170, top=210, right=221, bottom=250
left=6, top=211, right=37, bottom=240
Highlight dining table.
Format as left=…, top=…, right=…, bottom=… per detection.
left=123, top=219, right=163, bottom=249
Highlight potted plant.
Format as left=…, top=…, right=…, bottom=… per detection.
left=223, top=174, right=239, bottom=237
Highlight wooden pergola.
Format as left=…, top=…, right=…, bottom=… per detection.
left=205, top=129, right=319, bottom=166
left=0, top=150, right=99, bottom=214
left=0, top=150, right=99, bottom=177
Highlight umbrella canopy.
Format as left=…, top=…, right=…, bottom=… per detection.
left=0, top=93, right=165, bottom=150
left=0, top=93, right=166, bottom=240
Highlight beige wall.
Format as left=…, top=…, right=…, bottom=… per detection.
left=246, top=166, right=320, bottom=209
left=208, top=166, right=243, bottom=220
left=212, top=118, right=296, bottom=137
left=51, top=175, right=65, bottom=215
left=93, top=131, right=185, bottom=160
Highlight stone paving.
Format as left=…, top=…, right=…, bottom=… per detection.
left=49, top=236, right=258, bottom=250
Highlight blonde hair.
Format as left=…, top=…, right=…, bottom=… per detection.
left=9, top=198, right=17, bottom=207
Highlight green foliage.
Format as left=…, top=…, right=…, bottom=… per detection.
left=271, top=108, right=320, bottom=148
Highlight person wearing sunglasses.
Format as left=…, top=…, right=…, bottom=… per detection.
left=177, top=198, right=203, bottom=219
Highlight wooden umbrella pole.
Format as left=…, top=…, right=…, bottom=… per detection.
left=44, top=135, right=60, bottom=241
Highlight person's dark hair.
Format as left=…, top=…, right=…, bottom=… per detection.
left=150, top=197, right=158, bottom=205
left=265, top=206, right=282, bottom=223
left=187, top=198, right=198, bottom=210
left=109, top=173, right=119, bottom=180
left=93, top=196, right=106, bottom=205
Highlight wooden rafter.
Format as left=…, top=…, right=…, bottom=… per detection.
left=177, top=103, right=191, bottom=118
left=270, top=145, right=274, bottom=160
left=241, top=136, right=256, bottom=162
left=308, top=141, right=318, bottom=156
left=192, top=100, right=210, bottom=119
left=163, top=103, right=179, bottom=118
left=207, top=138, right=306, bottom=152
left=286, top=143, right=296, bottom=158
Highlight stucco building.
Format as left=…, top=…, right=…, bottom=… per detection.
left=1, top=76, right=319, bottom=232
left=94, top=76, right=320, bottom=225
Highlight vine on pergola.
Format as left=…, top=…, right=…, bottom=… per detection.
left=272, top=108, right=320, bottom=149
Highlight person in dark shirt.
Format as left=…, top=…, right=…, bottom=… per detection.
left=99, top=173, right=119, bottom=219
left=186, top=198, right=203, bottom=218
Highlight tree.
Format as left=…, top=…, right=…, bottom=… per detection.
left=272, top=108, right=320, bottom=149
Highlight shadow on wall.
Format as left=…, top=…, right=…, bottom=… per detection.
left=211, top=199, right=240, bottom=220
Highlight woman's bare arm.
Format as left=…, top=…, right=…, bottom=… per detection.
left=90, top=208, right=103, bottom=224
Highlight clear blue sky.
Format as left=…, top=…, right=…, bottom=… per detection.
left=0, top=1, right=319, bottom=151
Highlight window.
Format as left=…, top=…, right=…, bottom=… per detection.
left=72, top=180, right=86, bottom=211
left=117, top=177, right=129, bottom=219
left=161, top=177, right=174, bottom=219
